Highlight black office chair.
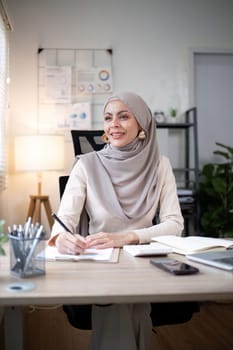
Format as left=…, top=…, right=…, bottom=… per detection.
left=71, top=129, right=104, bottom=156
left=61, top=130, right=199, bottom=330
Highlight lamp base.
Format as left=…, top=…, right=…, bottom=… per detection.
left=27, top=195, right=54, bottom=230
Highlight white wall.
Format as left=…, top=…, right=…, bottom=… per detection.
left=2, top=0, right=233, bottom=230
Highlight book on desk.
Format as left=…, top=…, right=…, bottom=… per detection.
left=151, top=235, right=233, bottom=255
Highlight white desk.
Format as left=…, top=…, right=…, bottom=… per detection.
left=1, top=249, right=233, bottom=305
left=0, top=249, right=233, bottom=349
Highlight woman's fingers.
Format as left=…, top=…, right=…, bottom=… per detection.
left=86, top=231, right=138, bottom=248
left=86, top=233, right=116, bottom=248
left=56, top=232, right=87, bottom=254
left=56, top=231, right=135, bottom=253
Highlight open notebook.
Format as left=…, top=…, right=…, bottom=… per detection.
left=151, top=235, right=233, bottom=255
left=187, top=250, right=233, bottom=271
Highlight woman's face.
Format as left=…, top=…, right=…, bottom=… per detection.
left=104, top=100, right=140, bottom=148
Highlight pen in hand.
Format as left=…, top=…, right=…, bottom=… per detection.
left=51, top=212, right=73, bottom=234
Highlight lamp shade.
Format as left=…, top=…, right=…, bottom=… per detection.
left=15, top=135, right=64, bottom=172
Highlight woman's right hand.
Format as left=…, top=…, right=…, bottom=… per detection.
left=55, top=232, right=87, bottom=255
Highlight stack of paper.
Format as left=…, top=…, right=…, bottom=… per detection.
left=123, top=243, right=172, bottom=257
left=40, top=245, right=115, bottom=262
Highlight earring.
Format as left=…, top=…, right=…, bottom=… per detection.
left=101, top=133, right=109, bottom=143
left=138, top=130, right=146, bottom=140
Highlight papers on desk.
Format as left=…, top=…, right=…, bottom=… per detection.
left=151, top=235, right=233, bottom=255
left=41, top=245, right=118, bottom=262
left=123, top=243, right=172, bottom=257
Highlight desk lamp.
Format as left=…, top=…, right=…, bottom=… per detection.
left=14, top=135, right=64, bottom=229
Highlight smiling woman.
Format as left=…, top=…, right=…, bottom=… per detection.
left=49, top=91, right=184, bottom=350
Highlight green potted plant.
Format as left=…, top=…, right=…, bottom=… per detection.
left=170, top=108, right=177, bottom=118
left=169, top=108, right=178, bottom=123
left=0, top=220, right=7, bottom=255
left=199, top=142, right=233, bottom=238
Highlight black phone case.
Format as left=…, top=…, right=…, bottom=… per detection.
left=150, top=258, right=199, bottom=275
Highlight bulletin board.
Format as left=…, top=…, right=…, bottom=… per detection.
left=37, top=48, right=113, bottom=132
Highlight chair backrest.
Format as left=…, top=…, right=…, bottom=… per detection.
left=59, top=175, right=69, bottom=199
left=71, top=130, right=104, bottom=156
left=59, top=130, right=105, bottom=198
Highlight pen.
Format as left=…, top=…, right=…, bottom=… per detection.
left=24, top=216, right=32, bottom=238
left=51, top=212, right=73, bottom=234
left=23, top=224, right=44, bottom=273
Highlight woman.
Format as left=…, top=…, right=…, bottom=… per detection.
left=49, top=91, right=183, bottom=349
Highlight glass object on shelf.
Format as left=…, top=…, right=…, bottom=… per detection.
left=154, top=111, right=165, bottom=123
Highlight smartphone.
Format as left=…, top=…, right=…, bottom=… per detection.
left=150, top=258, right=199, bottom=275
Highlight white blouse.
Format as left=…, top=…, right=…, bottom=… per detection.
left=49, top=155, right=183, bottom=245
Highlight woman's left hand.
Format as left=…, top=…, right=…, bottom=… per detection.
left=85, top=231, right=139, bottom=249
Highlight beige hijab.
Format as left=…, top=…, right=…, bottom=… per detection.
left=79, top=91, right=160, bottom=220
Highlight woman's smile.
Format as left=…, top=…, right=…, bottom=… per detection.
left=110, top=131, right=125, bottom=138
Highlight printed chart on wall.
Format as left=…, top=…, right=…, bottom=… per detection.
left=38, top=48, right=113, bottom=131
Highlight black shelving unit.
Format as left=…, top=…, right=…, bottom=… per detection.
left=157, top=107, right=200, bottom=235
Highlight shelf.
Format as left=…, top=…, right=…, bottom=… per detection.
left=157, top=123, right=195, bottom=129
left=157, top=107, right=200, bottom=235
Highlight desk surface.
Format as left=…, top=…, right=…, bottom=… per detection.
left=0, top=249, right=232, bottom=306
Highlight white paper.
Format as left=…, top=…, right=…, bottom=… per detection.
left=76, top=67, right=112, bottom=94
left=41, top=245, right=113, bottom=262
left=44, top=66, right=71, bottom=103
left=56, top=102, right=92, bottom=129
left=123, top=243, right=172, bottom=257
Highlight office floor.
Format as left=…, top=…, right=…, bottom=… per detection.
left=1, top=301, right=233, bottom=349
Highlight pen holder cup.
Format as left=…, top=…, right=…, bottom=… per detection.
left=9, top=235, right=46, bottom=278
